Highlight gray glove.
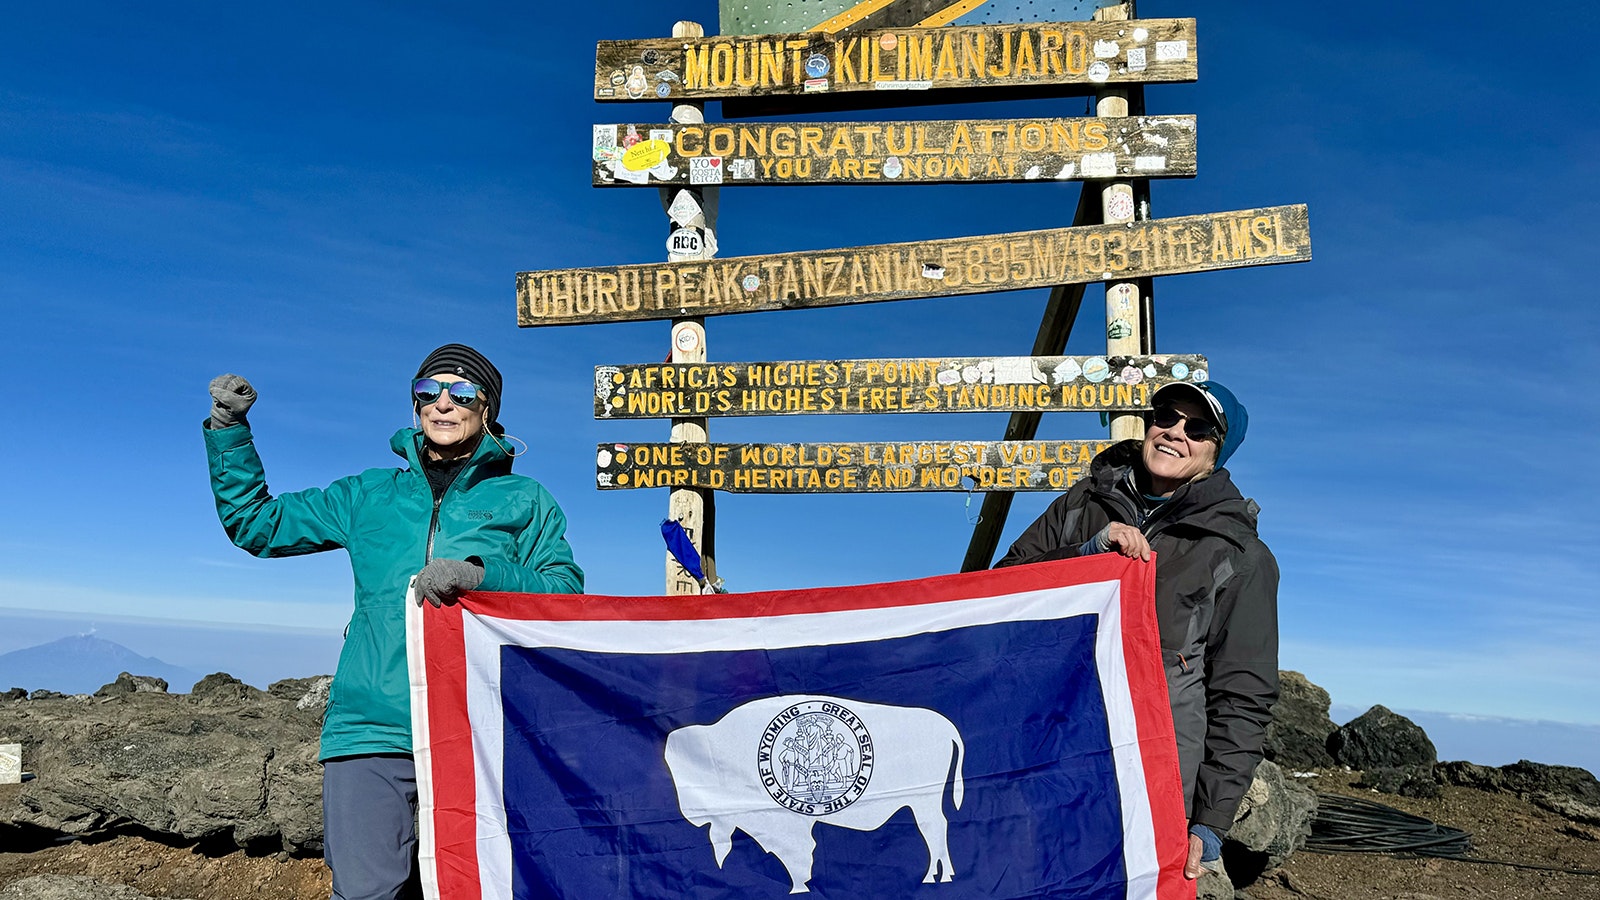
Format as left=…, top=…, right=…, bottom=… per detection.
left=208, top=374, right=256, bottom=429
left=415, top=558, right=485, bottom=607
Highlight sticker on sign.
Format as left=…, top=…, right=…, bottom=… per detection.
left=689, top=157, right=724, bottom=185
left=667, top=228, right=703, bottom=256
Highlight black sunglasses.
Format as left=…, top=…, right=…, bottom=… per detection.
left=1150, top=405, right=1220, bottom=441
left=412, top=378, right=483, bottom=408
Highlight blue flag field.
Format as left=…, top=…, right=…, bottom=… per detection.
left=407, top=555, right=1189, bottom=899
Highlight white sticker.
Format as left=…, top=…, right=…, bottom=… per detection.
left=1087, top=61, right=1111, bottom=83
left=1134, top=155, right=1167, bottom=171
left=1081, top=153, right=1117, bottom=178
left=667, top=191, right=702, bottom=227
left=921, top=263, right=946, bottom=280
left=1133, top=28, right=1149, bottom=42
left=1023, top=165, right=1041, bottom=180
left=610, top=160, right=649, bottom=184
left=647, top=159, right=679, bottom=181
left=961, top=365, right=981, bottom=384
left=993, top=358, right=1046, bottom=385
left=1053, top=358, right=1082, bottom=384
left=1126, top=47, right=1147, bottom=72
left=596, top=473, right=613, bottom=486
left=1108, top=191, right=1135, bottom=220
left=873, top=80, right=932, bottom=90
left=666, top=228, right=703, bottom=256
left=729, top=158, right=756, bottom=179
left=883, top=156, right=903, bottom=179
left=673, top=325, right=700, bottom=352
left=649, top=129, right=673, bottom=143
left=702, top=230, right=718, bottom=257
left=1156, top=40, right=1189, bottom=62
left=592, top=125, right=618, bottom=160
left=1054, top=162, right=1076, bottom=180
left=689, top=156, right=724, bottom=185
left=596, top=449, right=613, bottom=468
left=1094, top=39, right=1120, bottom=58
left=1109, top=282, right=1136, bottom=311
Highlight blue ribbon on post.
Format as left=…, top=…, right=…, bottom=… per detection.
left=660, top=519, right=706, bottom=583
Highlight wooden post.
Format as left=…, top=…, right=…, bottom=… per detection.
left=1095, top=2, right=1146, bottom=442
left=663, top=20, right=716, bottom=595
left=959, top=181, right=1095, bottom=572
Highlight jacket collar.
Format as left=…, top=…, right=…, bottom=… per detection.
left=389, top=427, right=512, bottom=488
left=1088, top=439, right=1259, bottom=546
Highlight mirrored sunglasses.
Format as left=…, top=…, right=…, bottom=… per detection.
left=1150, top=404, right=1220, bottom=441
left=412, top=378, right=482, bottom=408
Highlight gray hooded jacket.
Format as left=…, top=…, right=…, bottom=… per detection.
left=996, top=439, right=1280, bottom=835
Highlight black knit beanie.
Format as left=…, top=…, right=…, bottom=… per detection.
left=415, top=343, right=503, bottom=427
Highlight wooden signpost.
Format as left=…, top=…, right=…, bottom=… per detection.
left=595, top=19, right=1197, bottom=101
left=595, top=354, right=1207, bottom=418
left=593, top=115, right=1196, bottom=186
left=596, top=439, right=1117, bottom=493
left=518, top=205, right=1309, bottom=326
left=547, top=2, right=1311, bottom=591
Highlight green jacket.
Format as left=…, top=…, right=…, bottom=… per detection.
left=205, top=424, right=584, bottom=761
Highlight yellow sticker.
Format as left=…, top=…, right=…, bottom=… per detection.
left=621, top=139, right=671, bottom=172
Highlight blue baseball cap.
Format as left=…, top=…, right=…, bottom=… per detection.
left=1151, top=380, right=1249, bottom=470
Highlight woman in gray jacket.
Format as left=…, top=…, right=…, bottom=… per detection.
left=996, top=380, right=1279, bottom=881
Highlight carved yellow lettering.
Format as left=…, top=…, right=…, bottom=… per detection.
left=935, top=32, right=960, bottom=79
left=738, top=126, right=766, bottom=158
left=684, top=45, right=711, bottom=89
left=905, top=33, right=935, bottom=80
left=1014, top=30, right=1039, bottom=76
left=734, top=43, right=759, bottom=88
left=771, top=126, right=796, bottom=157
left=1039, top=28, right=1063, bottom=74
left=710, top=43, right=735, bottom=88
left=989, top=33, right=1013, bottom=77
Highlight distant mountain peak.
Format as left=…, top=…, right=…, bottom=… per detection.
left=0, top=634, right=204, bottom=695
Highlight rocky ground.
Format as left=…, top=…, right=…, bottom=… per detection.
left=1, top=670, right=1597, bottom=899
left=1, top=771, right=1596, bottom=899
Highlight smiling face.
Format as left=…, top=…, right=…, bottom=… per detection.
left=1142, top=396, right=1221, bottom=497
left=417, top=373, right=486, bottom=461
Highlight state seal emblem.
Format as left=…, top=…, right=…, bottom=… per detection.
left=756, top=700, right=874, bottom=816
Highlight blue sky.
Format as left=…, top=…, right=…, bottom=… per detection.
left=2, top=0, right=1597, bottom=756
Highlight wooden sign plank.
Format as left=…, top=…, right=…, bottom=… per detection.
left=594, top=19, right=1196, bottom=102
left=595, top=354, right=1207, bottom=419
left=596, top=440, right=1118, bottom=492
left=593, top=116, right=1195, bottom=187
left=719, top=0, right=1124, bottom=37
left=519, top=205, right=1310, bottom=327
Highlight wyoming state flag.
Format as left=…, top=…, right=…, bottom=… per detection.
left=407, top=555, right=1190, bottom=899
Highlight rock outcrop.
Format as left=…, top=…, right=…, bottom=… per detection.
left=1264, top=670, right=1337, bottom=770
left=0, top=672, right=329, bottom=855
left=1329, top=704, right=1441, bottom=798
left=1438, top=759, right=1600, bottom=826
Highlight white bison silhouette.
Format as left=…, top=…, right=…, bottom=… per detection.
left=664, top=695, right=965, bottom=893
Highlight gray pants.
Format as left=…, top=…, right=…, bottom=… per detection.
left=323, top=755, right=422, bottom=900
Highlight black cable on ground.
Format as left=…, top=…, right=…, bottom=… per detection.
left=1306, top=791, right=1600, bottom=877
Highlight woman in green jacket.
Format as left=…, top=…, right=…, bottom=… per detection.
left=204, top=343, right=583, bottom=900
